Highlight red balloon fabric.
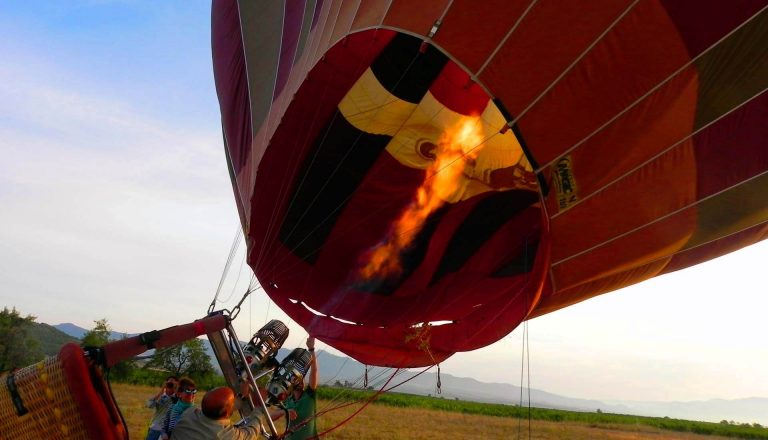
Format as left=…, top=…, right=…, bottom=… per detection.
left=212, top=0, right=768, bottom=367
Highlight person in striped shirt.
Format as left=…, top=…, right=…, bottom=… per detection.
left=145, top=376, right=178, bottom=440
left=160, top=377, right=197, bottom=439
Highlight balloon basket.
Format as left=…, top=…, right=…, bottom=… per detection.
left=0, top=343, right=126, bottom=440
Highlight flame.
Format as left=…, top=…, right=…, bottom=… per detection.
left=360, top=116, right=484, bottom=280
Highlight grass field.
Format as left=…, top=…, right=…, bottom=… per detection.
left=112, top=383, right=765, bottom=439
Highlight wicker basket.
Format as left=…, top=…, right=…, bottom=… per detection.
left=0, top=343, right=127, bottom=439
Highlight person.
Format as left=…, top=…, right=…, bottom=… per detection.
left=170, top=386, right=260, bottom=439
left=160, top=377, right=197, bottom=439
left=172, top=383, right=295, bottom=440
left=283, top=337, right=318, bottom=440
left=145, top=376, right=178, bottom=440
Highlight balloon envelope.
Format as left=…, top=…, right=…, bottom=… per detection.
left=212, top=0, right=768, bottom=367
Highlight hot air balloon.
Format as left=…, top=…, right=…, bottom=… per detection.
left=211, top=0, right=768, bottom=367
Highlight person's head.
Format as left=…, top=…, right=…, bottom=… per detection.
left=163, top=379, right=177, bottom=396
left=201, top=387, right=236, bottom=421
left=177, top=377, right=197, bottom=403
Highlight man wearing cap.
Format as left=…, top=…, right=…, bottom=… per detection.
left=172, top=386, right=282, bottom=439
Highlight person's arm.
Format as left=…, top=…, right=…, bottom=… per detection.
left=239, top=381, right=293, bottom=422
left=147, top=392, right=164, bottom=409
left=268, top=408, right=297, bottom=421
left=147, top=386, right=166, bottom=408
left=307, top=337, right=318, bottom=390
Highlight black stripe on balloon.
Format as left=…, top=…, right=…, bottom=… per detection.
left=492, top=97, right=549, bottom=196
left=356, top=205, right=450, bottom=296
left=430, top=190, right=541, bottom=285
left=279, top=114, right=391, bottom=264
left=370, top=33, right=448, bottom=104
left=490, top=234, right=539, bottom=278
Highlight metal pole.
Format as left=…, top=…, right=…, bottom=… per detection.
left=226, top=322, right=280, bottom=437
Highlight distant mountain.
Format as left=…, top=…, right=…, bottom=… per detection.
left=53, top=322, right=136, bottom=341
left=308, top=350, right=768, bottom=426
left=310, top=350, right=614, bottom=411
left=54, top=322, right=88, bottom=339
left=604, top=397, right=768, bottom=427
left=44, top=323, right=768, bottom=425
left=27, top=323, right=79, bottom=356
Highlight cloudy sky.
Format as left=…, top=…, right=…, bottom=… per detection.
left=1, top=1, right=766, bottom=404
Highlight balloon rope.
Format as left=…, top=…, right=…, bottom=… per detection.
left=538, top=3, right=768, bottom=174
left=273, top=46, right=425, bottom=254
left=269, top=126, right=499, bottom=283
left=293, top=364, right=432, bottom=439
left=281, top=368, right=400, bottom=438
left=254, top=29, right=389, bottom=280
left=517, top=322, right=525, bottom=438
left=318, top=366, right=398, bottom=412
left=217, top=250, right=247, bottom=304
left=207, top=227, right=243, bottom=313
left=248, top=0, right=330, bottom=275
left=522, top=1, right=640, bottom=126
left=267, top=44, right=456, bottom=291
left=553, top=138, right=768, bottom=269
left=551, top=84, right=768, bottom=222
left=311, top=366, right=437, bottom=438
left=526, top=246, right=533, bottom=439
left=515, top=236, right=533, bottom=439
left=526, top=321, right=532, bottom=438
left=475, top=0, right=538, bottom=77
left=516, top=322, right=533, bottom=439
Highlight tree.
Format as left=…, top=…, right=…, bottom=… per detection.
left=0, top=307, right=43, bottom=371
left=81, top=318, right=112, bottom=347
left=146, top=338, right=213, bottom=378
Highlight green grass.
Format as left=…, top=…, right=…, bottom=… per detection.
left=317, top=387, right=768, bottom=439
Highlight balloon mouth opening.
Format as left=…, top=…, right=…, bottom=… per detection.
left=249, top=29, right=550, bottom=364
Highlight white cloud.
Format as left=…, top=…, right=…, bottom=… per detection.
left=0, top=33, right=238, bottom=333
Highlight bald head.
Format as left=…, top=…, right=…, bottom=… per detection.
left=202, top=387, right=235, bottom=420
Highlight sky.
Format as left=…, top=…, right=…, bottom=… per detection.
left=1, top=1, right=766, bottom=404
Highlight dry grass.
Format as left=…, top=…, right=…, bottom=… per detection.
left=314, top=402, right=735, bottom=440
left=113, top=383, right=733, bottom=439
left=112, top=383, right=157, bottom=438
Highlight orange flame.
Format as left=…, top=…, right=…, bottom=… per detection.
left=360, top=116, right=484, bottom=280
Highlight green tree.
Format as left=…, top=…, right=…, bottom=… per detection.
left=81, top=318, right=112, bottom=347
left=0, top=307, right=43, bottom=371
left=146, top=338, right=213, bottom=379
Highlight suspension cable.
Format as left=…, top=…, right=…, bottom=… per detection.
left=308, top=364, right=439, bottom=438
left=207, top=227, right=243, bottom=314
